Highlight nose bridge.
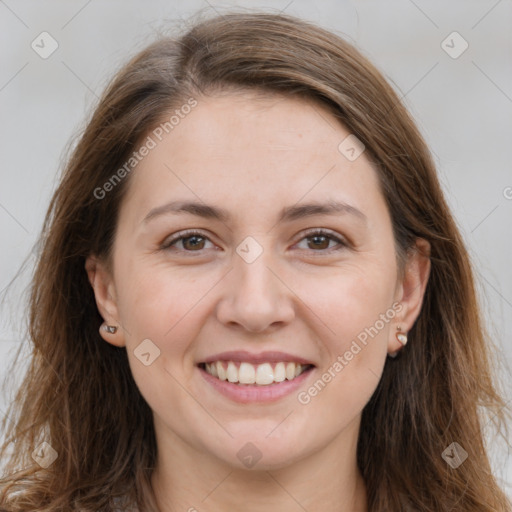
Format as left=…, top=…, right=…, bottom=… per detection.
left=236, top=233, right=270, bottom=271
left=237, top=245, right=275, bottom=292
left=216, top=235, right=294, bottom=332
left=235, top=235, right=281, bottom=303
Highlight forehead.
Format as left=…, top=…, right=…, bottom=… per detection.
left=120, top=92, right=385, bottom=226
left=169, top=92, right=347, bottom=158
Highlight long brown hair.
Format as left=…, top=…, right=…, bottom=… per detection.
left=1, top=11, right=510, bottom=512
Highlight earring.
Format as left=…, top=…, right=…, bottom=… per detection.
left=388, top=327, right=408, bottom=358
left=396, top=326, right=408, bottom=347
left=102, top=323, right=118, bottom=334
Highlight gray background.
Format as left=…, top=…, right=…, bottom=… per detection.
left=1, top=0, right=511, bottom=497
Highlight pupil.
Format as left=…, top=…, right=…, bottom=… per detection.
left=181, top=235, right=330, bottom=251
left=310, top=235, right=328, bottom=250
left=184, top=236, right=204, bottom=250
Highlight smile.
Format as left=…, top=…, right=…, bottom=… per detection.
left=199, top=361, right=313, bottom=386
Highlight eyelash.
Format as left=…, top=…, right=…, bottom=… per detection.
left=160, top=228, right=348, bottom=255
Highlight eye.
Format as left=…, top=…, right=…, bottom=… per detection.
left=160, top=228, right=348, bottom=255
left=161, top=230, right=215, bottom=253
left=294, top=229, right=348, bottom=253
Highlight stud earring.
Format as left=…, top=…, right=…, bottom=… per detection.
left=388, top=326, right=408, bottom=358
left=396, top=326, right=408, bottom=347
left=102, top=323, right=118, bottom=334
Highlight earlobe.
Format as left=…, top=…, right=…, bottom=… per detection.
left=388, top=325, right=409, bottom=358
left=388, top=238, right=431, bottom=356
left=85, top=256, right=126, bottom=347
left=99, top=322, right=124, bottom=347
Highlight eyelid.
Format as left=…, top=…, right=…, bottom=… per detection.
left=292, top=227, right=349, bottom=252
left=160, top=228, right=214, bottom=250
left=160, top=227, right=350, bottom=253
left=295, top=227, right=347, bottom=244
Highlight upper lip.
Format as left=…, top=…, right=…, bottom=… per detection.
left=200, top=350, right=315, bottom=366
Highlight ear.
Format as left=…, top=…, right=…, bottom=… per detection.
left=389, top=238, right=431, bottom=355
left=85, top=255, right=126, bottom=347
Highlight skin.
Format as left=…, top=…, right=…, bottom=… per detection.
left=86, top=91, right=430, bottom=512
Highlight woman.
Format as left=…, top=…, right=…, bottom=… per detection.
left=0, top=11, right=510, bottom=512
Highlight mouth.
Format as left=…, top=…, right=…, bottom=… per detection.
left=197, top=360, right=315, bottom=386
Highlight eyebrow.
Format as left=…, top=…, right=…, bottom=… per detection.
left=142, top=199, right=367, bottom=225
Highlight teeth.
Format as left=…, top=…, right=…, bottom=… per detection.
left=204, top=361, right=309, bottom=385
left=239, top=362, right=256, bottom=384
left=274, top=362, right=286, bottom=382
left=256, top=363, right=274, bottom=385
left=226, top=361, right=238, bottom=383
left=209, top=362, right=218, bottom=378
left=216, top=361, right=227, bottom=381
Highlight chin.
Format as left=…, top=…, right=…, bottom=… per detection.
left=209, top=436, right=310, bottom=472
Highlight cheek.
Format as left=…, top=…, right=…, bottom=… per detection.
left=113, top=257, right=233, bottom=390
left=295, top=290, right=394, bottom=433
left=325, top=271, right=397, bottom=399
left=293, top=258, right=397, bottom=405
left=294, top=257, right=397, bottom=344
left=115, top=253, right=205, bottom=331
left=113, top=262, right=208, bottom=420
left=113, top=257, right=207, bottom=368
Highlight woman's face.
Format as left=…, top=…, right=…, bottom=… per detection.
left=88, top=91, right=428, bottom=471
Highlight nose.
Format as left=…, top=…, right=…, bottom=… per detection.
left=215, top=244, right=295, bottom=334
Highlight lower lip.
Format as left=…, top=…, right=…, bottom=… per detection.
left=198, top=365, right=314, bottom=404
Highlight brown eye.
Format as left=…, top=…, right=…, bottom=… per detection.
left=181, top=235, right=206, bottom=251
left=161, top=230, right=214, bottom=252
left=295, top=229, right=347, bottom=253
left=307, top=234, right=331, bottom=250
